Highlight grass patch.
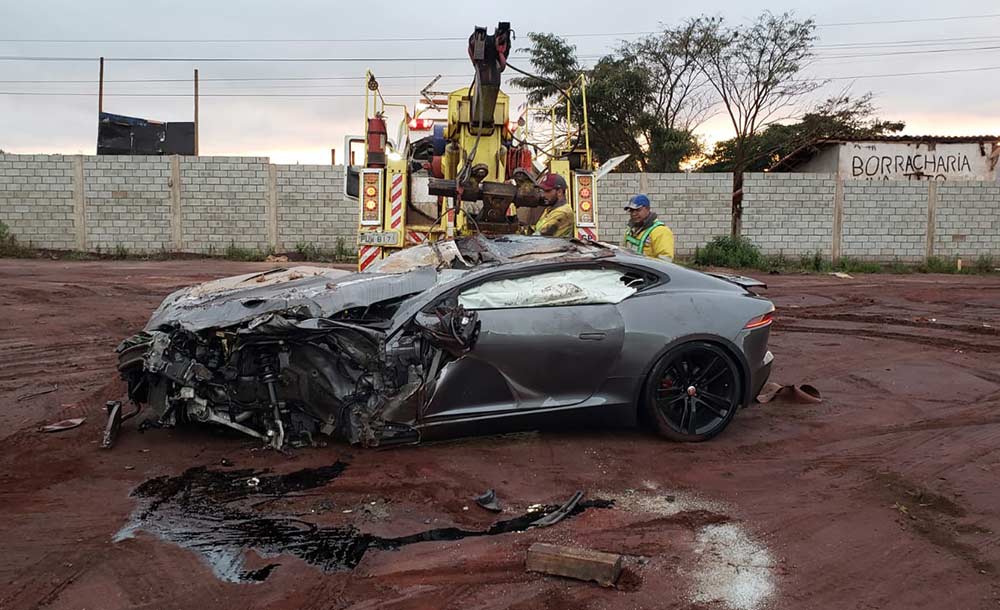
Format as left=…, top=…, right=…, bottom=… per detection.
left=693, top=236, right=763, bottom=268
left=833, top=257, right=882, bottom=274
left=223, top=242, right=273, bottom=262
left=686, top=234, right=999, bottom=276
left=293, top=238, right=355, bottom=263
left=0, top=220, right=36, bottom=258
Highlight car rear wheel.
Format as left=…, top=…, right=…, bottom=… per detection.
left=644, top=341, right=742, bottom=442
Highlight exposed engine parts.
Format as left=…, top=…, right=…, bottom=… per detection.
left=116, top=303, right=480, bottom=450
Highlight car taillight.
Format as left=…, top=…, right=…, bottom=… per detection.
left=744, top=311, right=774, bottom=329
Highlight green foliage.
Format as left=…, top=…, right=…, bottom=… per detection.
left=295, top=241, right=321, bottom=261
left=0, top=220, right=34, bottom=258
left=112, top=244, right=129, bottom=259
left=294, top=238, right=355, bottom=263
left=973, top=255, right=996, bottom=273
left=224, top=242, right=267, bottom=262
left=918, top=256, right=958, bottom=274
left=511, top=30, right=703, bottom=172
left=702, top=93, right=904, bottom=172
left=833, top=258, right=882, bottom=274
left=693, top=236, right=763, bottom=268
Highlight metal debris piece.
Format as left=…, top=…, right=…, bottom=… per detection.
left=531, top=491, right=584, bottom=528
left=830, top=272, right=854, bottom=279
left=474, top=488, right=502, bottom=512
left=756, top=382, right=822, bottom=404
left=101, top=401, right=123, bottom=449
left=246, top=477, right=261, bottom=488
left=38, top=417, right=85, bottom=433
left=100, top=400, right=141, bottom=449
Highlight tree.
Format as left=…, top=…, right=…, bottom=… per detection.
left=509, top=30, right=704, bottom=172
left=701, top=92, right=904, bottom=172
left=693, top=12, right=822, bottom=234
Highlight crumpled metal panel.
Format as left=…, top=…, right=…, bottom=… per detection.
left=145, top=266, right=439, bottom=332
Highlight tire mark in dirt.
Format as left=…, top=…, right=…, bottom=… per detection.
left=872, top=470, right=995, bottom=575
left=775, top=323, right=1000, bottom=353
left=781, top=312, right=1000, bottom=337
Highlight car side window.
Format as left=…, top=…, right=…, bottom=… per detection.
left=457, top=268, right=637, bottom=310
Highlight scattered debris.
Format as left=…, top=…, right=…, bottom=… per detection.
left=756, top=382, right=822, bottom=404
left=17, top=384, right=58, bottom=402
left=101, top=401, right=122, bottom=449
left=38, top=417, right=85, bottom=433
left=246, top=477, right=260, bottom=488
left=265, top=255, right=289, bottom=263
left=116, top=462, right=612, bottom=583
left=101, top=400, right=142, bottom=449
left=830, top=272, right=854, bottom=279
left=530, top=491, right=583, bottom=528
left=220, top=458, right=233, bottom=467
left=474, top=488, right=502, bottom=512
left=526, top=542, right=623, bottom=587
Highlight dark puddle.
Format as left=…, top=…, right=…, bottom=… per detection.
left=115, top=461, right=611, bottom=583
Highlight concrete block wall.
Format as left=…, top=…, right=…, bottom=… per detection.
left=275, top=165, right=354, bottom=252
left=842, top=181, right=928, bottom=262
left=180, top=157, right=270, bottom=254
left=934, top=182, right=1000, bottom=259
left=83, top=156, right=172, bottom=252
left=743, top=173, right=836, bottom=257
left=0, top=154, right=76, bottom=249
left=598, top=173, right=732, bottom=256
left=2, top=153, right=1000, bottom=262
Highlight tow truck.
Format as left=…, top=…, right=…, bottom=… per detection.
left=345, top=22, right=615, bottom=271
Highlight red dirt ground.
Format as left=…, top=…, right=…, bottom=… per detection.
left=1, top=259, right=999, bottom=610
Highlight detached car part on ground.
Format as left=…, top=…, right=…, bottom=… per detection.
left=116, top=236, right=774, bottom=449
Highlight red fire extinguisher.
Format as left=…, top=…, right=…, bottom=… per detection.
left=367, top=116, right=388, bottom=168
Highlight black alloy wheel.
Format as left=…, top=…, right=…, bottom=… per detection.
left=645, top=341, right=742, bottom=441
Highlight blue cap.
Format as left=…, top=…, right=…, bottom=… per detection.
left=624, top=194, right=650, bottom=210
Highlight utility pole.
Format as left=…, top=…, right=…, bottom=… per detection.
left=98, top=56, right=104, bottom=114
left=193, top=68, right=199, bottom=155
left=331, top=148, right=336, bottom=165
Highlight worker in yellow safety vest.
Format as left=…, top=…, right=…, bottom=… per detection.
left=623, top=194, right=675, bottom=260
left=532, top=174, right=575, bottom=237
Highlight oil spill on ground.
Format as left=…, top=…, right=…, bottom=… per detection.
left=115, top=461, right=611, bottom=583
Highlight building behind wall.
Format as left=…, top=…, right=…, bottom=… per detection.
left=770, top=135, right=1000, bottom=181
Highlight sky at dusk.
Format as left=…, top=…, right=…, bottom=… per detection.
left=1, top=0, right=997, bottom=164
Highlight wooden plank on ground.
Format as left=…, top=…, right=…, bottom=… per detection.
left=525, top=542, right=623, bottom=587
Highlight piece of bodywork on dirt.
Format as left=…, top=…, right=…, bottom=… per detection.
left=115, top=236, right=615, bottom=450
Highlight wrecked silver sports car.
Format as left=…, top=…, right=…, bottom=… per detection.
left=116, top=236, right=774, bottom=449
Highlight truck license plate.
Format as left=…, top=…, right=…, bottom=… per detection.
left=358, top=231, right=401, bottom=247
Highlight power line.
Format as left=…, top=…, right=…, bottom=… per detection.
left=0, top=54, right=604, bottom=63
left=0, top=31, right=654, bottom=44
left=817, top=43, right=1000, bottom=60
left=0, top=91, right=423, bottom=98
left=5, top=64, right=1000, bottom=98
left=0, top=74, right=469, bottom=84
left=814, top=35, right=1000, bottom=49
left=818, top=12, right=1000, bottom=27
left=820, top=64, right=1000, bottom=81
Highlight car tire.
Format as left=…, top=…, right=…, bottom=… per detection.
left=643, top=341, right=742, bottom=442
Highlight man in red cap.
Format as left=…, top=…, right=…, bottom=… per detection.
left=532, top=173, right=575, bottom=237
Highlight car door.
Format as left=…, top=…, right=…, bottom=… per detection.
left=421, top=267, right=627, bottom=421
